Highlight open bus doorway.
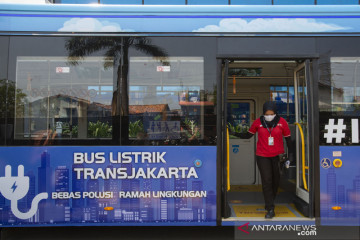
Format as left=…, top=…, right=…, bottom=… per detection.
left=221, top=60, right=314, bottom=223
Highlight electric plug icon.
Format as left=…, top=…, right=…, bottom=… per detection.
left=0, top=165, right=48, bottom=220
left=0, top=165, right=29, bottom=201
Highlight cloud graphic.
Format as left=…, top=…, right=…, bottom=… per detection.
left=193, top=18, right=350, bottom=32
left=58, top=18, right=133, bottom=32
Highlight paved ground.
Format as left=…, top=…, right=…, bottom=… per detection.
left=0, top=226, right=235, bottom=240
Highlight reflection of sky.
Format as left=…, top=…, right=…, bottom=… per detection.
left=156, top=94, right=180, bottom=110
left=91, top=91, right=113, bottom=105
left=1, top=16, right=358, bottom=32
left=88, top=86, right=113, bottom=105
left=130, top=85, right=203, bottom=110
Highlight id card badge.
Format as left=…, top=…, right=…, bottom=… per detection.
left=268, top=137, right=274, bottom=146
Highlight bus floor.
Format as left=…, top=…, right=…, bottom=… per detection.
left=223, top=179, right=312, bottom=223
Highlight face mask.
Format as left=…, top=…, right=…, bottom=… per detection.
left=264, top=114, right=276, bottom=122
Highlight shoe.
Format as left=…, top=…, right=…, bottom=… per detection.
left=265, top=209, right=275, bottom=219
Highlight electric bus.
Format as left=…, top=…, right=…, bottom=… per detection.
left=0, top=3, right=359, bottom=232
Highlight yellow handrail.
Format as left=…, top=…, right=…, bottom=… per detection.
left=227, top=127, right=230, bottom=191
left=294, top=122, right=308, bottom=191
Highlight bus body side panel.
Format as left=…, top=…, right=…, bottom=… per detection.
left=318, top=37, right=360, bottom=226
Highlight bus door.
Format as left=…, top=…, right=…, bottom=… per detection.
left=221, top=60, right=256, bottom=218
left=294, top=60, right=311, bottom=213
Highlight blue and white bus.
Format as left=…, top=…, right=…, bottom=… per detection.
left=0, top=2, right=359, bottom=235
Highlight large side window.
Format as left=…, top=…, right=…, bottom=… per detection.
left=319, top=57, right=360, bottom=113
left=14, top=57, right=113, bottom=140
left=128, top=57, right=216, bottom=145
left=6, top=36, right=217, bottom=146
left=319, top=57, right=360, bottom=145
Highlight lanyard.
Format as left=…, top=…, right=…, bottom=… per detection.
left=263, top=120, right=274, bottom=136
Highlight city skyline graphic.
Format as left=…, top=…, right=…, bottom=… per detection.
left=0, top=146, right=217, bottom=226
left=320, top=146, right=360, bottom=226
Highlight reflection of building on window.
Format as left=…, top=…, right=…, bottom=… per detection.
left=19, top=94, right=112, bottom=139
left=128, top=56, right=216, bottom=145
left=270, top=85, right=295, bottom=123
left=14, top=56, right=113, bottom=140
left=130, top=104, right=171, bottom=139
left=88, top=85, right=113, bottom=105
left=328, top=57, right=360, bottom=112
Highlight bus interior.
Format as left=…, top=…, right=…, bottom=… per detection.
left=222, top=60, right=314, bottom=223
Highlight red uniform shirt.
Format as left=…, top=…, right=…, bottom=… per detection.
left=248, top=117, right=291, bottom=157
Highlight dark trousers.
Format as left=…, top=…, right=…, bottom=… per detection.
left=256, top=155, right=280, bottom=211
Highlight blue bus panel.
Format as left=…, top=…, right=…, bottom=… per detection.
left=0, top=146, right=217, bottom=226
left=320, top=146, right=360, bottom=226
left=1, top=5, right=360, bottom=34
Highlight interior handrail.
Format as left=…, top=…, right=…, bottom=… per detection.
left=294, top=122, right=309, bottom=191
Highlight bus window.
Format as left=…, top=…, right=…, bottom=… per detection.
left=5, top=36, right=217, bottom=146
left=127, top=57, right=216, bottom=145
left=319, top=57, right=360, bottom=145
left=14, top=57, right=113, bottom=141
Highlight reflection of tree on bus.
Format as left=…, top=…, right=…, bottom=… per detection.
left=180, top=119, right=201, bottom=145
left=33, top=129, right=57, bottom=146
left=188, top=126, right=201, bottom=143
left=65, top=36, right=168, bottom=144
